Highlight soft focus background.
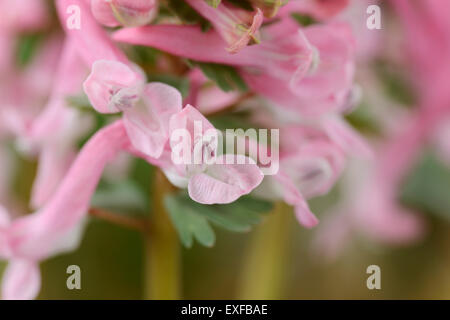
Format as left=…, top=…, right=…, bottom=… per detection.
left=1, top=0, right=450, bottom=299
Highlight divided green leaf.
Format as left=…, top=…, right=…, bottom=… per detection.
left=402, top=152, right=450, bottom=221
left=164, top=193, right=273, bottom=248
left=193, top=61, right=248, bottom=92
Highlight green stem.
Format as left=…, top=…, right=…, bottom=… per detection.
left=144, top=170, right=181, bottom=300
left=237, top=202, right=292, bottom=299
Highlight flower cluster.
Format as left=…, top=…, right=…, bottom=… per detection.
left=1, top=0, right=449, bottom=300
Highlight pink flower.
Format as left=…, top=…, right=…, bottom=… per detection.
left=280, top=0, right=350, bottom=20
left=255, top=125, right=346, bottom=228
left=185, top=0, right=263, bottom=53
left=57, top=0, right=130, bottom=67
left=243, top=21, right=355, bottom=117
left=164, top=105, right=264, bottom=204
left=91, top=0, right=158, bottom=27
left=113, top=21, right=314, bottom=91
left=0, top=0, right=49, bottom=32
left=113, top=17, right=356, bottom=117
left=1, top=121, right=130, bottom=299
left=29, top=39, right=93, bottom=208
left=83, top=60, right=182, bottom=158
left=59, top=1, right=181, bottom=159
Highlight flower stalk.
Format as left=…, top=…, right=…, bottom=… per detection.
left=238, top=201, right=292, bottom=299
left=144, top=169, right=181, bottom=300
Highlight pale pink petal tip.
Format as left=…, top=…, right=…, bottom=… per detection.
left=227, top=8, right=264, bottom=54
left=1, top=260, right=41, bottom=300
left=188, top=155, right=264, bottom=204
left=295, top=202, right=319, bottom=229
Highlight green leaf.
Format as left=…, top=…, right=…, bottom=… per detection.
left=205, top=0, right=221, bottom=8
left=126, top=46, right=160, bottom=67
left=209, top=110, right=258, bottom=130
left=164, top=193, right=273, bottom=248
left=290, top=13, right=318, bottom=27
left=16, top=33, right=43, bottom=68
left=66, top=94, right=92, bottom=110
left=227, top=0, right=254, bottom=11
left=401, top=152, right=450, bottom=221
left=374, top=59, right=417, bottom=107
left=194, top=62, right=248, bottom=92
left=164, top=194, right=216, bottom=247
left=345, top=101, right=381, bottom=136
left=91, top=180, right=148, bottom=215
left=165, top=0, right=211, bottom=31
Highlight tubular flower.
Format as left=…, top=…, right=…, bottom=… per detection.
left=113, top=16, right=356, bottom=117
left=0, top=121, right=130, bottom=299
left=112, top=21, right=318, bottom=113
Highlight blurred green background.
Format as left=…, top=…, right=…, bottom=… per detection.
left=2, top=154, right=449, bottom=300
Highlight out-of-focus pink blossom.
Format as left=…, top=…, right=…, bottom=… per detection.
left=433, top=117, right=450, bottom=165
left=336, top=0, right=381, bottom=62
left=243, top=20, right=355, bottom=117
left=255, top=125, right=346, bottom=228
left=0, top=0, right=48, bottom=32
left=185, top=0, right=263, bottom=54
left=1, top=121, right=130, bottom=299
left=280, top=0, right=350, bottom=20
left=28, top=39, right=93, bottom=208
left=112, top=21, right=314, bottom=99
left=91, top=0, right=158, bottom=27
left=57, top=0, right=130, bottom=67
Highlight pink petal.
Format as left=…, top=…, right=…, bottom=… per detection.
left=295, top=201, right=319, bottom=229
left=1, top=259, right=40, bottom=300
left=0, top=206, right=9, bottom=228
left=113, top=23, right=314, bottom=83
left=188, top=155, right=263, bottom=204
left=322, top=116, right=373, bottom=158
left=83, top=60, right=143, bottom=113
left=56, top=0, right=129, bottom=66
left=7, top=121, right=130, bottom=260
left=0, top=205, right=10, bottom=258
left=30, top=144, right=75, bottom=209
left=279, top=0, right=350, bottom=20
left=123, top=82, right=182, bottom=158
left=273, top=171, right=319, bottom=228
left=30, top=39, right=87, bottom=142
left=113, top=25, right=245, bottom=64
left=169, top=104, right=216, bottom=141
